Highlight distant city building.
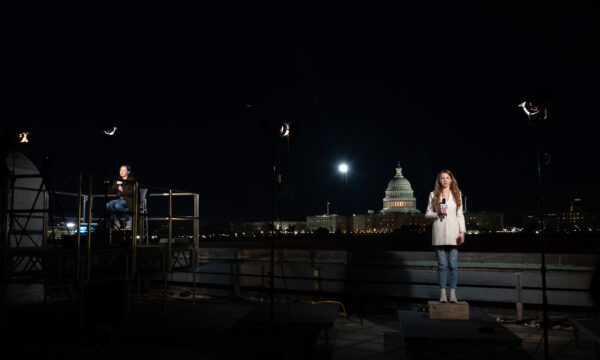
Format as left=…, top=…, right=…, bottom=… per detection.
left=48, top=220, right=76, bottom=239
left=542, top=210, right=594, bottom=233
left=350, top=161, right=425, bottom=233
left=381, top=162, right=420, bottom=214
left=522, top=214, right=540, bottom=232
left=231, top=220, right=307, bottom=234
left=306, top=214, right=348, bottom=233
left=308, top=161, right=512, bottom=235
left=306, top=161, right=425, bottom=234
left=47, top=219, right=101, bottom=238
left=465, top=211, right=504, bottom=234
left=353, top=213, right=429, bottom=233
left=522, top=198, right=600, bottom=233
left=552, top=211, right=588, bottom=232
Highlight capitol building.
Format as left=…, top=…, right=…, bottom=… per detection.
left=305, top=160, right=501, bottom=234
left=381, top=161, right=420, bottom=214
left=351, top=161, right=427, bottom=233
left=306, top=161, right=428, bottom=234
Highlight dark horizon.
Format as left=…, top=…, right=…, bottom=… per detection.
left=2, top=3, right=598, bottom=224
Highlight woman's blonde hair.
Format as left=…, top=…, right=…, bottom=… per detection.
left=432, top=169, right=462, bottom=210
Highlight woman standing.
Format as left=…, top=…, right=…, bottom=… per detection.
left=425, top=170, right=466, bottom=303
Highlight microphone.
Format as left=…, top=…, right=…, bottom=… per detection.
left=441, top=198, right=447, bottom=218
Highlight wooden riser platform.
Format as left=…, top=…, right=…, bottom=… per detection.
left=428, top=301, right=469, bottom=320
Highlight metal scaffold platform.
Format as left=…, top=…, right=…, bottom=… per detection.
left=1, top=154, right=201, bottom=330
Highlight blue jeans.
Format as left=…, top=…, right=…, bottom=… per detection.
left=435, top=246, right=458, bottom=289
left=106, top=197, right=130, bottom=220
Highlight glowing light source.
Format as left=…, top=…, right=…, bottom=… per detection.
left=102, top=120, right=118, bottom=136
left=515, top=88, right=552, bottom=125
left=279, top=122, right=290, bottom=138
left=518, top=101, right=547, bottom=120
left=338, top=164, right=348, bottom=173
left=103, top=126, right=117, bottom=136
left=18, top=132, right=32, bottom=143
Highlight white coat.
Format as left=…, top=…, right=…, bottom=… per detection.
left=425, top=191, right=466, bottom=246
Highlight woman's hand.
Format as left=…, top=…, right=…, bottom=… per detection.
left=118, top=185, right=123, bottom=192
left=437, top=204, right=447, bottom=220
left=457, top=232, right=465, bottom=245
left=439, top=203, right=447, bottom=216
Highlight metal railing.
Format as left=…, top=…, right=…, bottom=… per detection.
left=1, top=172, right=201, bottom=326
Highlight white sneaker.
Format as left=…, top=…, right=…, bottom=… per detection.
left=439, top=288, right=447, bottom=303
left=449, top=289, right=457, bottom=303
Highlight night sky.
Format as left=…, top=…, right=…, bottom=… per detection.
left=2, top=3, right=598, bottom=225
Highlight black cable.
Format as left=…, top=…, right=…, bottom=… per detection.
left=550, top=337, right=575, bottom=360
left=530, top=331, right=545, bottom=358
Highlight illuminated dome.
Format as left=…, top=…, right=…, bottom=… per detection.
left=382, top=161, right=420, bottom=214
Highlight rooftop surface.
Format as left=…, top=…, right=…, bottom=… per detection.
left=3, top=286, right=598, bottom=360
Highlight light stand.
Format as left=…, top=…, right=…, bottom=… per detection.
left=102, top=120, right=117, bottom=236
left=264, top=121, right=291, bottom=357
left=270, top=142, right=276, bottom=329
left=518, top=96, right=550, bottom=360
left=536, top=115, right=550, bottom=360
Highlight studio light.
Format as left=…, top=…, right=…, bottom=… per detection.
left=516, top=88, right=552, bottom=125
left=516, top=87, right=554, bottom=360
left=103, top=126, right=117, bottom=136
left=102, top=120, right=117, bottom=136
left=518, top=101, right=547, bottom=121
left=280, top=122, right=291, bottom=138
left=18, top=132, right=32, bottom=143
left=262, top=120, right=293, bottom=139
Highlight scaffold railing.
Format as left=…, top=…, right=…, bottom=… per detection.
left=1, top=172, right=201, bottom=327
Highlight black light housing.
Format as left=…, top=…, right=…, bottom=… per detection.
left=515, top=88, right=553, bottom=125
left=102, top=119, right=117, bottom=136
left=262, top=120, right=292, bottom=138
left=17, top=132, right=33, bottom=144
left=279, top=122, right=291, bottom=138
